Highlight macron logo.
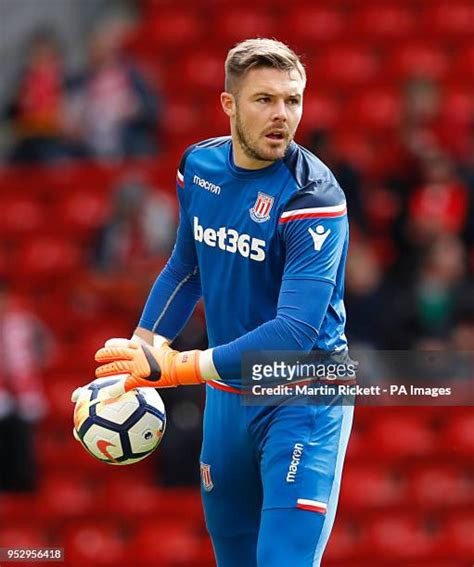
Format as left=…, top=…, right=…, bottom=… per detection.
left=308, top=225, right=331, bottom=251
left=193, top=175, right=221, bottom=195
left=286, top=443, right=304, bottom=483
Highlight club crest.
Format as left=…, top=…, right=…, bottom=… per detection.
left=200, top=462, right=214, bottom=492
left=250, top=192, right=274, bottom=223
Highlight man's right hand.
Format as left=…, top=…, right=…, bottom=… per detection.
left=94, top=339, right=204, bottom=398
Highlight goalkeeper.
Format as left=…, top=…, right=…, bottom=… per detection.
left=79, top=39, right=353, bottom=567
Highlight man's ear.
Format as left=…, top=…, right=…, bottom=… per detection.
left=221, top=92, right=235, bottom=118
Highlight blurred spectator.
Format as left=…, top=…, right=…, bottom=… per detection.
left=383, top=235, right=471, bottom=348
left=385, top=77, right=472, bottom=195
left=402, top=76, right=442, bottom=158
left=307, top=129, right=365, bottom=227
left=400, top=76, right=471, bottom=162
left=4, top=29, right=86, bottom=163
left=408, top=150, right=469, bottom=245
left=94, top=173, right=176, bottom=274
left=0, top=281, right=52, bottom=492
left=157, top=311, right=207, bottom=487
left=389, top=149, right=469, bottom=279
left=65, top=17, right=160, bottom=159
left=344, top=240, right=388, bottom=348
left=87, top=173, right=176, bottom=317
left=451, top=307, right=474, bottom=351
left=458, top=126, right=474, bottom=248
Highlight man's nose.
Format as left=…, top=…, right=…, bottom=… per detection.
left=271, top=100, right=287, bottom=121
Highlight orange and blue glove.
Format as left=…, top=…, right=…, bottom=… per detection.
left=93, top=338, right=204, bottom=398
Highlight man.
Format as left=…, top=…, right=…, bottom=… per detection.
left=76, top=39, right=353, bottom=566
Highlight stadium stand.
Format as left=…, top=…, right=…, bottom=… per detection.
left=0, top=1, right=472, bottom=565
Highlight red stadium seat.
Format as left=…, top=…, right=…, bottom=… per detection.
left=77, top=320, right=132, bottom=360
left=102, top=478, right=163, bottom=518
left=342, top=421, right=367, bottom=461
left=15, top=236, right=83, bottom=280
left=179, top=50, right=225, bottom=92
left=333, top=131, right=376, bottom=172
left=408, top=465, right=472, bottom=510
left=0, top=196, right=46, bottom=236
left=300, top=92, right=341, bottom=132
left=324, top=520, right=363, bottom=561
left=441, top=410, right=474, bottom=457
left=193, top=535, right=216, bottom=565
left=213, top=8, right=276, bottom=44
left=344, top=89, right=401, bottom=131
left=133, top=519, right=201, bottom=564
left=161, top=98, right=204, bottom=136
left=442, top=512, right=474, bottom=560
left=367, top=413, right=436, bottom=459
left=0, top=524, right=48, bottom=547
left=443, top=85, right=474, bottom=124
left=0, top=493, right=43, bottom=522
left=38, top=474, right=97, bottom=519
left=354, top=4, right=416, bottom=42
left=388, top=43, right=449, bottom=81
left=0, top=166, right=36, bottom=196
left=397, top=563, right=463, bottom=567
left=64, top=522, right=131, bottom=565
left=449, top=43, right=474, bottom=86
left=147, top=11, right=203, bottom=48
left=201, top=98, right=233, bottom=137
left=340, top=464, right=406, bottom=509
left=317, top=45, right=380, bottom=88
left=56, top=191, right=110, bottom=236
left=283, top=7, right=347, bottom=44
left=364, top=186, right=401, bottom=232
left=46, top=377, right=75, bottom=424
left=421, top=2, right=474, bottom=38
left=38, top=427, right=103, bottom=472
left=363, top=514, right=440, bottom=561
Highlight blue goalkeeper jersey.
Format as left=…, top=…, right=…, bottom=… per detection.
left=140, top=137, right=348, bottom=386
left=175, top=136, right=347, bottom=347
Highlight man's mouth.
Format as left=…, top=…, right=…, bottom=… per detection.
left=265, top=131, right=286, bottom=141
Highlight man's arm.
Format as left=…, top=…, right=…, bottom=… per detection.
left=136, top=167, right=202, bottom=342
left=75, top=156, right=208, bottom=400
left=94, top=183, right=347, bottom=392
left=211, top=190, right=348, bottom=380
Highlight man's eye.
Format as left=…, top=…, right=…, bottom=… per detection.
left=288, top=98, right=300, bottom=105
left=257, top=97, right=270, bottom=103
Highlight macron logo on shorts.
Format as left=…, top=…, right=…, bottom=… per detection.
left=286, top=442, right=304, bottom=483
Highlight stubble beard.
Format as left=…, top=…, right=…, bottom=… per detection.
left=235, top=109, right=292, bottom=164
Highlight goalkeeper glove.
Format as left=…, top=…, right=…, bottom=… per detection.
left=94, top=338, right=204, bottom=398
left=71, top=334, right=152, bottom=404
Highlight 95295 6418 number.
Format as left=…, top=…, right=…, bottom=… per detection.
left=0, top=548, right=64, bottom=562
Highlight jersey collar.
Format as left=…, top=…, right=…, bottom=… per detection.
left=227, top=140, right=296, bottom=178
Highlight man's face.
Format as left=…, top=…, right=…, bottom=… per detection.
left=224, top=67, right=304, bottom=167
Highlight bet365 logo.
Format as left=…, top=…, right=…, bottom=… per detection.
left=194, top=217, right=266, bottom=262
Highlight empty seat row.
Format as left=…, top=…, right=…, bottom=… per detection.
left=133, top=4, right=474, bottom=49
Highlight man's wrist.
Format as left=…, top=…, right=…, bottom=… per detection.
left=199, top=348, right=221, bottom=381
left=132, top=328, right=171, bottom=347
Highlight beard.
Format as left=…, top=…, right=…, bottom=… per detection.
left=235, top=107, right=293, bottom=163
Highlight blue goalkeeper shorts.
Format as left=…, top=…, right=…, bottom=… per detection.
left=200, top=382, right=354, bottom=567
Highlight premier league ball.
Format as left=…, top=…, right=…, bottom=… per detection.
left=73, top=378, right=166, bottom=465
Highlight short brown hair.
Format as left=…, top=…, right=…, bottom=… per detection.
left=224, top=38, right=306, bottom=93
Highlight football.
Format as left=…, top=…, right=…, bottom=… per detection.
left=73, top=378, right=166, bottom=465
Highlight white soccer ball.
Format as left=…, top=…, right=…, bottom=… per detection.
left=73, top=378, right=166, bottom=465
